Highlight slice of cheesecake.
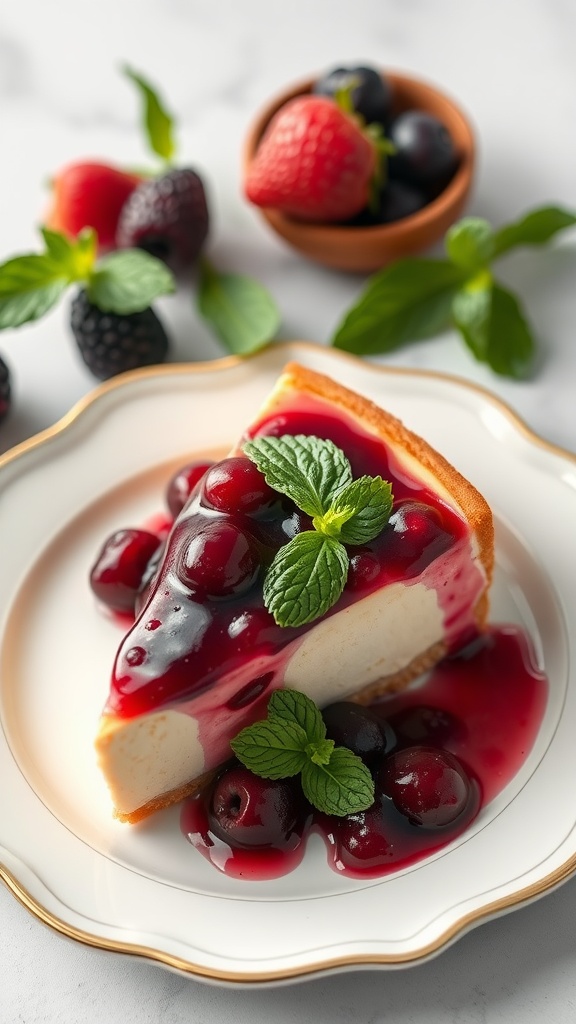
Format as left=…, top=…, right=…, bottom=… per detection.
left=96, top=363, right=493, bottom=823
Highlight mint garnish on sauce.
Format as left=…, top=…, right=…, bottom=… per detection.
left=231, top=689, right=375, bottom=816
left=243, top=433, right=393, bottom=628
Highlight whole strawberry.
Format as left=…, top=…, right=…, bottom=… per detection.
left=116, top=168, right=209, bottom=275
left=46, top=162, right=141, bottom=252
left=244, top=95, right=377, bottom=223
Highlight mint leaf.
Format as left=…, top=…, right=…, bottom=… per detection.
left=87, top=249, right=175, bottom=314
left=264, top=531, right=348, bottom=627
left=453, top=277, right=535, bottom=378
left=307, top=737, right=335, bottom=766
left=301, top=746, right=375, bottom=816
left=331, top=258, right=466, bottom=355
left=445, top=217, right=495, bottom=272
left=492, top=205, right=576, bottom=258
left=230, top=718, right=308, bottom=779
left=197, top=259, right=280, bottom=355
left=123, top=65, right=176, bottom=164
left=244, top=434, right=352, bottom=518
left=0, top=254, right=69, bottom=329
left=268, top=688, right=326, bottom=744
left=325, top=476, right=393, bottom=545
left=40, top=227, right=76, bottom=264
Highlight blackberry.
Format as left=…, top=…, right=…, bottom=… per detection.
left=70, top=289, right=169, bottom=380
left=116, top=168, right=209, bottom=275
left=0, top=354, right=11, bottom=424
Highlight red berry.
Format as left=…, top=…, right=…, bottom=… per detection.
left=46, top=162, right=141, bottom=251
left=379, top=746, right=471, bottom=828
left=202, top=457, right=276, bottom=515
left=116, top=168, right=209, bottom=274
left=90, top=529, right=162, bottom=612
left=245, top=95, right=377, bottom=222
left=178, top=521, right=259, bottom=598
left=209, top=766, right=302, bottom=848
left=166, top=459, right=214, bottom=518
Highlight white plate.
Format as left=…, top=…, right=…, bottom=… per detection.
left=1, top=342, right=575, bottom=986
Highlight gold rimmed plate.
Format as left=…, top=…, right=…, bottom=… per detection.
left=0, top=342, right=575, bottom=985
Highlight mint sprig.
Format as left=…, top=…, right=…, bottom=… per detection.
left=197, top=257, right=280, bottom=356
left=231, top=689, right=375, bottom=816
left=331, top=204, right=576, bottom=378
left=0, top=227, right=175, bottom=331
left=244, top=434, right=393, bottom=627
left=123, top=65, right=177, bottom=166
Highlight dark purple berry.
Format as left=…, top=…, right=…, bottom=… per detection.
left=209, top=766, right=303, bottom=848
left=202, top=457, right=276, bottom=515
left=166, top=459, right=215, bottom=518
left=379, top=746, right=471, bottom=828
left=388, top=705, right=467, bottom=748
left=90, top=528, right=162, bottom=613
left=116, top=168, right=209, bottom=274
left=0, top=355, right=11, bottom=424
left=322, top=701, right=395, bottom=764
left=374, top=180, right=427, bottom=223
left=70, top=289, right=169, bottom=380
left=388, top=111, right=458, bottom=186
left=313, top=65, right=392, bottom=126
left=178, top=520, right=259, bottom=598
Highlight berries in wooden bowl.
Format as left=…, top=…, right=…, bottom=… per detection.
left=243, top=65, right=475, bottom=272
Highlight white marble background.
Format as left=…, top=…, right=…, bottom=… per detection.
left=1, top=0, right=576, bottom=1021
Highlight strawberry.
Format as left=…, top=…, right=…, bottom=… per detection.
left=46, top=162, right=141, bottom=251
left=244, top=95, right=377, bottom=223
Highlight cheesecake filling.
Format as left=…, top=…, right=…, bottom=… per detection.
left=98, top=392, right=488, bottom=816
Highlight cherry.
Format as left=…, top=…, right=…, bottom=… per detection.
left=388, top=111, right=458, bottom=186
left=313, top=65, right=392, bottom=126
left=209, top=766, right=303, bottom=848
left=178, top=520, right=259, bottom=598
left=253, top=500, right=313, bottom=549
left=202, top=457, right=277, bottom=515
left=166, top=459, right=214, bottom=517
left=346, top=549, right=381, bottom=591
left=133, top=540, right=165, bottom=617
left=387, top=501, right=451, bottom=564
left=388, top=705, right=468, bottom=748
left=379, top=746, right=472, bottom=828
left=333, top=802, right=393, bottom=869
left=90, top=529, right=162, bottom=613
left=322, top=701, right=395, bottom=764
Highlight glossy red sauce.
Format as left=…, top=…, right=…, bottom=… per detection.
left=181, top=625, right=548, bottom=880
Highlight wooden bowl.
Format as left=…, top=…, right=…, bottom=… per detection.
left=243, top=70, right=476, bottom=273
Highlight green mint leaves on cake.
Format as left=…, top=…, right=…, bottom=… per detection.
left=331, top=204, right=576, bottom=379
left=243, top=434, right=393, bottom=627
left=231, top=689, right=375, bottom=816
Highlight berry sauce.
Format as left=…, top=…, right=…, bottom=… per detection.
left=105, top=393, right=486, bottom=797
left=181, top=625, right=548, bottom=880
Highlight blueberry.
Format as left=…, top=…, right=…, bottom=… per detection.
left=313, top=65, right=392, bottom=126
left=388, top=110, right=458, bottom=186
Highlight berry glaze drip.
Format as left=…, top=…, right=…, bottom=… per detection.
left=182, top=626, right=547, bottom=880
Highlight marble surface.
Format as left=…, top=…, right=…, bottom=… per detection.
left=1, top=0, right=576, bottom=1020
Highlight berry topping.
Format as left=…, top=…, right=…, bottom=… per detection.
left=388, top=501, right=451, bottom=565
left=0, top=355, right=11, bottom=425
left=90, top=529, right=162, bottom=613
left=322, top=701, right=394, bottom=764
left=334, top=803, right=393, bottom=869
left=178, top=521, right=259, bottom=598
left=245, top=95, right=377, bottom=223
left=202, top=457, right=276, bottom=515
left=379, top=746, right=472, bottom=828
left=116, top=168, right=209, bottom=274
left=388, top=110, right=458, bottom=186
left=346, top=549, right=381, bottom=591
left=389, top=705, right=467, bottom=748
left=70, top=288, right=169, bottom=380
left=45, top=161, right=141, bottom=251
left=313, top=65, right=392, bottom=126
left=166, top=459, right=215, bottom=518
left=209, top=766, right=303, bottom=848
